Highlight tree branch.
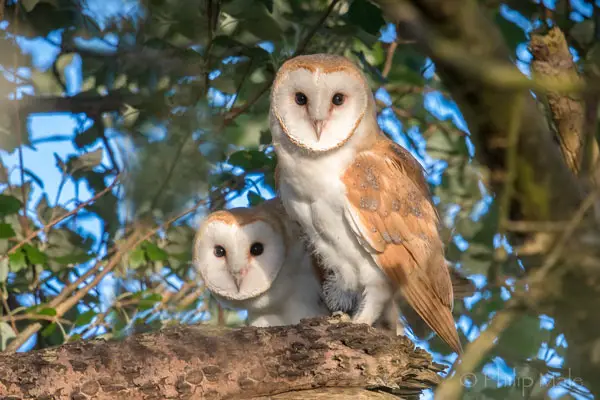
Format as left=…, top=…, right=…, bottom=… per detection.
left=0, top=317, right=443, bottom=399
left=370, top=0, right=584, bottom=223
left=530, top=27, right=593, bottom=176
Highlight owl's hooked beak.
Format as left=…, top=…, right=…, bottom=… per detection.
left=312, top=120, right=325, bottom=141
left=230, top=267, right=248, bottom=291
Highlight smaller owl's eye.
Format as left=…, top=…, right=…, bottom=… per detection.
left=295, top=92, right=308, bottom=106
left=250, top=242, right=264, bottom=256
left=332, top=93, right=345, bottom=106
left=214, top=245, right=226, bottom=258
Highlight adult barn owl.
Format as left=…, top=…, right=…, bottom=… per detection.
left=193, top=198, right=329, bottom=327
left=270, top=54, right=463, bottom=353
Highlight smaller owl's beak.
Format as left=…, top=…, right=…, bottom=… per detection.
left=232, top=274, right=243, bottom=291
left=312, top=120, right=325, bottom=141
left=230, top=268, right=248, bottom=291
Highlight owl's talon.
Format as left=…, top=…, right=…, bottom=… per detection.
left=330, top=311, right=352, bottom=323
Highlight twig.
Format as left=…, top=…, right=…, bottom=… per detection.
left=502, top=220, right=570, bottom=232
left=0, top=288, right=17, bottom=334
left=534, top=187, right=599, bottom=277
left=382, top=41, right=398, bottom=78
left=434, top=308, right=518, bottom=400
left=498, top=93, right=525, bottom=230
left=0, top=314, right=72, bottom=324
left=431, top=40, right=592, bottom=94
left=1, top=177, right=120, bottom=261
left=96, top=117, right=120, bottom=174
left=11, top=3, right=29, bottom=238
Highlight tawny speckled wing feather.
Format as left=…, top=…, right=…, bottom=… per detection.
left=342, top=137, right=462, bottom=353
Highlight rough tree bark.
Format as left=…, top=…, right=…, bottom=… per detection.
left=369, top=0, right=600, bottom=396
left=0, top=317, right=443, bottom=400
left=530, top=27, right=595, bottom=176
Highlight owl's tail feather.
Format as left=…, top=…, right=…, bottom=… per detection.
left=400, top=273, right=463, bottom=355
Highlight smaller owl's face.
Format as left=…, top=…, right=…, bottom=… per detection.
left=271, top=58, right=370, bottom=152
left=194, top=216, right=286, bottom=301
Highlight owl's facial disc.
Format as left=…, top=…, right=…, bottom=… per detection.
left=194, top=219, right=285, bottom=301
left=273, top=67, right=369, bottom=152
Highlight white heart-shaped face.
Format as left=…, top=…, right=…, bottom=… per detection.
left=271, top=67, right=369, bottom=152
left=193, top=219, right=285, bottom=301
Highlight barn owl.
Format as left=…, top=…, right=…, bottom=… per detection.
left=193, top=198, right=329, bottom=327
left=269, top=54, right=463, bottom=353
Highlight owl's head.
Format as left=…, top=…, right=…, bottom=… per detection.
left=270, top=54, right=376, bottom=153
left=193, top=200, right=288, bottom=301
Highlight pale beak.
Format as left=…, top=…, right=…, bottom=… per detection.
left=232, top=274, right=243, bottom=291
left=312, top=120, right=325, bottom=141
left=230, top=268, right=248, bottom=291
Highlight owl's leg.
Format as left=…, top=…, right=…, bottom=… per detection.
left=353, top=267, right=393, bottom=325
left=321, top=268, right=360, bottom=316
left=372, top=300, right=405, bottom=336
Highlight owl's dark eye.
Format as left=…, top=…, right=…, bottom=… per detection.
left=250, top=242, right=264, bottom=256
left=295, top=92, right=308, bottom=106
left=214, top=245, right=226, bottom=258
left=332, top=93, right=345, bottom=106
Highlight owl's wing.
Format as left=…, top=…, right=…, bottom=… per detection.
left=342, top=138, right=461, bottom=353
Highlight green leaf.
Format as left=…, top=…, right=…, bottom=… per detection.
left=138, top=293, right=163, bottom=311
left=74, top=125, right=100, bottom=149
left=247, top=191, right=264, bottom=206
left=0, top=321, right=16, bottom=351
left=259, top=130, right=272, bottom=145
left=0, top=194, right=22, bottom=217
left=129, top=246, right=147, bottom=269
left=8, top=249, right=27, bottom=272
left=41, top=322, right=57, bottom=338
left=143, top=241, right=168, bottom=261
left=23, top=244, right=48, bottom=264
left=23, top=168, right=44, bottom=189
left=37, top=307, right=57, bottom=316
left=228, top=150, right=269, bottom=171
left=0, top=222, right=16, bottom=239
left=67, top=148, right=104, bottom=173
left=74, top=309, right=97, bottom=327
left=346, top=0, right=385, bottom=35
